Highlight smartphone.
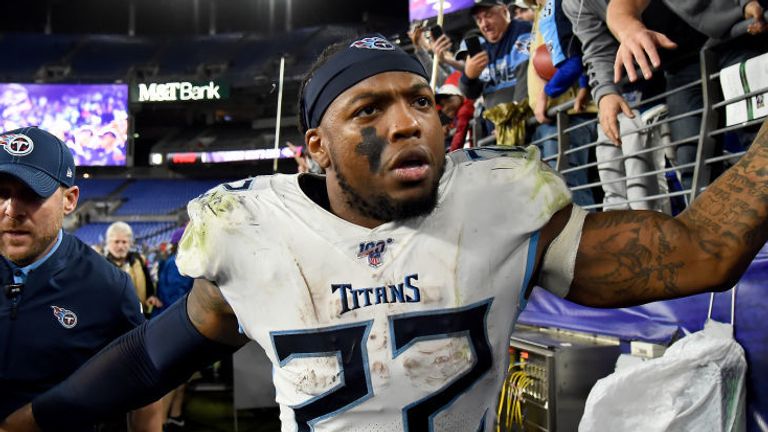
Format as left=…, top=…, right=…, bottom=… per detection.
left=430, top=24, right=444, bottom=40
left=464, top=36, right=483, bottom=56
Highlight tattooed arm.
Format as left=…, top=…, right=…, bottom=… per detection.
left=566, top=119, right=768, bottom=308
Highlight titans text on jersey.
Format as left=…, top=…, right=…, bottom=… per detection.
left=333, top=273, right=421, bottom=316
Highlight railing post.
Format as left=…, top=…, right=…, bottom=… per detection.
left=471, top=118, right=480, bottom=148
left=690, top=45, right=720, bottom=200
left=555, top=111, right=570, bottom=172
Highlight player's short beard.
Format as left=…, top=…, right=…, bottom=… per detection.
left=334, top=161, right=443, bottom=223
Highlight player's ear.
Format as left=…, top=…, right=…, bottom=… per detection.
left=305, top=128, right=331, bottom=169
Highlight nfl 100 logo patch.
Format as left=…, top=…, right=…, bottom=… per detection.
left=357, top=238, right=393, bottom=268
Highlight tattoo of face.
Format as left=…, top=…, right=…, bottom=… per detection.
left=584, top=217, right=684, bottom=301
left=355, top=127, right=386, bottom=172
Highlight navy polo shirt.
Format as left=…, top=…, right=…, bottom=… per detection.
left=0, top=231, right=144, bottom=419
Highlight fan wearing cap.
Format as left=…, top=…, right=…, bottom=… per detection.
left=459, top=0, right=532, bottom=116
left=510, top=0, right=535, bottom=22
left=7, top=35, right=768, bottom=432
left=435, top=72, right=475, bottom=152
left=0, top=127, right=163, bottom=430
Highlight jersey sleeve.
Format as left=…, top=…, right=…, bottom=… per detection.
left=452, top=146, right=572, bottom=227
left=176, top=180, right=255, bottom=282
left=506, top=145, right=572, bottom=228
left=450, top=146, right=573, bottom=295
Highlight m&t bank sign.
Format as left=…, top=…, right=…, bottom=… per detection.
left=131, top=81, right=229, bottom=102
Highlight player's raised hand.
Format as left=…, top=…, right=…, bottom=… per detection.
left=614, top=27, right=677, bottom=83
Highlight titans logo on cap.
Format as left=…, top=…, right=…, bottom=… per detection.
left=51, top=305, right=78, bottom=329
left=302, top=34, right=427, bottom=130
left=0, top=133, right=34, bottom=156
left=350, top=36, right=395, bottom=51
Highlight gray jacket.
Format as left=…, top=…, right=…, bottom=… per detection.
left=563, top=0, right=749, bottom=103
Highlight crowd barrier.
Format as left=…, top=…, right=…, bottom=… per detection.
left=470, top=14, right=768, bottom=214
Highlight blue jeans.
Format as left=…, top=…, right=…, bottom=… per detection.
left=532, top=115, right=596, bottom=207
left=665, top=62, right=701, bottom=192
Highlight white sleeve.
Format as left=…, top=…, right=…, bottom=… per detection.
left=176, top=182, right=254, bottom=282
left=540, top=205, right=588, bottom=298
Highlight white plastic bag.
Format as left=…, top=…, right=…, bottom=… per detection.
left=578, top=319, right=747, bottom=432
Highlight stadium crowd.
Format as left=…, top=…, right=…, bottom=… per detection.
left=408, top=0, right=767, bottom=212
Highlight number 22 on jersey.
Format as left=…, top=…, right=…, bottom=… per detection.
left=270, top=299, right=494, bottom=431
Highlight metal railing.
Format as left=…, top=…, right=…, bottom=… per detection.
left=468, top=15, right=768, bottom=212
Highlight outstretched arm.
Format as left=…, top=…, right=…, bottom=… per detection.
left=606, top=0, right=677, bottom=83
left=567, top=119, right=768, bottom=307
left=0, top=279, right=247, bottom=432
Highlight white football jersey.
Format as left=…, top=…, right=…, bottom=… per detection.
left=177, top=146, right=572, bottom=432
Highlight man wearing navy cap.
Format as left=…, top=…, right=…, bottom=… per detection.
left=4, top=37, right=768, bottom=432
left=460, top=0, right=532, bottom=114
left=0, top=127, right=162, bottom=431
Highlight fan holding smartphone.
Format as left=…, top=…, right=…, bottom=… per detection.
left=427, top=24, right=466, bottom=72
left=408, top=21, right=464, bottom=77
left=458, top=0, right=532, bottom=112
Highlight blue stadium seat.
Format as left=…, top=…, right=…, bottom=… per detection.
left=71, top=221, right=177, bottom=248
left=113, top=179, right=225, bottom=216
left=77, top=178, right=127, bottom=201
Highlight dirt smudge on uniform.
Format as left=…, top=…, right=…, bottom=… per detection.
left=292, top=357, right=342, bottom=396
left=402, top=337, right=472, bottom=390
left=372, top=361, right=390, bottom=381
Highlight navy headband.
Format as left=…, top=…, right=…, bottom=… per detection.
left=302, top=35, right=429, bottom=130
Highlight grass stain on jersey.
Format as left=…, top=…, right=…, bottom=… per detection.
left=355, top=127, right=386, bottom=172
left=177, top=188, right=246, bottom=275
left=204, top=189, right=239, bottom=216
left=525, top=146, right=571, bottom=219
